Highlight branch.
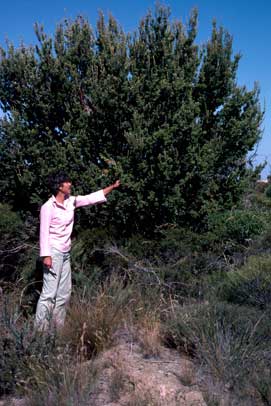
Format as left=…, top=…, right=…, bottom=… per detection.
left=0, top=243, right=37, bottom=254
left=102, top=245, right=162, bottom=285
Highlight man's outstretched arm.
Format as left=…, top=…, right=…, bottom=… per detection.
left=74, top=180, right=121, bottom=208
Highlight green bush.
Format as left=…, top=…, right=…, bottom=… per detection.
left=0, top=204, right=25, bottom=281
left=265, top=184, right=271, bottom=198
left=69, top=225, right=251, bottom=299
left=0, top=204, right=37, bottom=286
left=207, top=209, right=265, bottom=244
left=0, top=203, right=23, bottom=236
left=215, top=255, right=271, bottom=309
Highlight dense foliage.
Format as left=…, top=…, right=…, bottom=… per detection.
left=0, top=6, right=263, bottom=235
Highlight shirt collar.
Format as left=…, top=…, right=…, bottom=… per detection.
left=52, top=195, right=67, bottom=208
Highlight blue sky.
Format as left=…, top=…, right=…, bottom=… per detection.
left=0, top=0, right=270, bottom=178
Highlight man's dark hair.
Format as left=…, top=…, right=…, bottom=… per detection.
left=47, top=170, right=72, bottom=196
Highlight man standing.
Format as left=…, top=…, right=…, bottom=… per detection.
left=35, top=171, right=120, bottom=330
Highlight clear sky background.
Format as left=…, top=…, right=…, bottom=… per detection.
left=0, top=0, right=270, bottom=178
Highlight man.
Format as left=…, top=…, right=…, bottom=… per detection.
left=35, top=171, right=120, bottom=330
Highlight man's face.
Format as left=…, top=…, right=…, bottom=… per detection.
left=59, top=181, right=72, bottom=196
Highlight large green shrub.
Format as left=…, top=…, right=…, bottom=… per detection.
left=0, top=6, right=263, bottom=235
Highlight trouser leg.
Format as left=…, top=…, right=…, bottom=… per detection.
left=35, top=248, right=63, bottom=330
left=53, top=251, right=71, bottom=328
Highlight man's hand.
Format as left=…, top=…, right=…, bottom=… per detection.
left=43, top=256, right=52, bottom=269
left=103, top=179, right=121, bottom=196
left=113, top=179, right=121, bottom=189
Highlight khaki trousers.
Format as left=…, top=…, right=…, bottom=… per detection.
left=35, top=247, right=71, bottom=330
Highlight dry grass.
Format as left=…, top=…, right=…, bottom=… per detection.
left=25, top=357, right=99, bottom=406
left=60, top=277, right=165, bottom=360
left=63, top=285, right=117, bottom=355
left=60, top=277, right=131, bottom=357
left=136, top=312, right=162, bottom=358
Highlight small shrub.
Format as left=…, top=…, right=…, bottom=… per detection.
left=26, top=358, right=99, bottom=406
left=163, top=301, right=271, bottom=403
left=207, top=209, right=265, bottom=244
left=253, top=364, right=271, bottom=405
left=0, top=204, right=24, bottom=238
left=71, top=227, right=114, bottom=272
left=217, top=255, right=271, bottom=309
left=0, top=294, right=58, bottom=396
left=0, top=204, right=26, bottom=281
left=265, top=184, right=271, bottom=198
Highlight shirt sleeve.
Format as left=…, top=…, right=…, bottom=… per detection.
left=74, top=189, right=107, bottom=208
left=39, top=202, right=52, bottom=257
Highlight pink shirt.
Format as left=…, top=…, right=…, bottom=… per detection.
left=39, top=190, right=107, bottom=257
